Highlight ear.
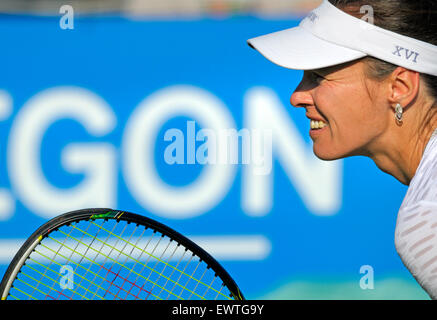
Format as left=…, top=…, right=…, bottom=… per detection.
left=387, top=67, right=420, bottom=108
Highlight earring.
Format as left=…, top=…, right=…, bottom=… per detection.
left=395, top=103, right=403, bottom=125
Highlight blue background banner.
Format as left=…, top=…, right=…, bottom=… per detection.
left=0, top=14, right=428, bottom=299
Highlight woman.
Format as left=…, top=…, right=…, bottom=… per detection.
left=248, top=0, right=437, bottom=299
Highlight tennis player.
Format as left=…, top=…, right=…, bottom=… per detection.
left=248, top=0, right=437, bottom=299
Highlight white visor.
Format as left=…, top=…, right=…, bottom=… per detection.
left=247, top=0, right=437, bottom=76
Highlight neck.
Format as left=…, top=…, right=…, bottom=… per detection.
left=370, top=136, right=426, bottom=185
left=368, top=115, right=436, bottom=186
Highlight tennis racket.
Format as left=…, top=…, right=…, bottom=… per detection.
left=0, top=208, right=244, bottom=301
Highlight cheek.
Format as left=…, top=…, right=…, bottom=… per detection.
left=312, top=87, right=385, bottom=157
left=335, top=103, right=382, bottom=144
left=317, top=84, right=379, bottom=127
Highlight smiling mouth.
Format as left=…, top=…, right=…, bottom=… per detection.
left=310, top=120, right=328, bottom=130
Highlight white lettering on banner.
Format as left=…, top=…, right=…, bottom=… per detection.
left=7, top=87, right=117, bottom=219
left=1, top=85, right=342, bottom=221
left=0, top=90, right=14, bottom=220
left=0, top=90, right=12, bottom=121
left=122, top=85, right=236, bottom=219
left=243, top=87, right=342, bottom=216
left=0, top=190, right=14, bottom=221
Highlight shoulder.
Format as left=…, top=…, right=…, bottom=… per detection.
left=401, top=132, right=437, bottom=208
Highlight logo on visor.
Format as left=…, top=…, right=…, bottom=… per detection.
left=307, top=12, right=319, bottom=23
left=392, top=46, right=419, bottom=63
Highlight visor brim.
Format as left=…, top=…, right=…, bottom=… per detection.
left=247, top=26, right=367, bottom=70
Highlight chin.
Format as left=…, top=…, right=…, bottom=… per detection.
left=314, top=153, right=341, bottom=161
left=313, top=146, right=348, bottom=161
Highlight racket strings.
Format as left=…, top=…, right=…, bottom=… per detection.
left=19, top=222, right=97, bottom=300
left=48, top=225, right=164, bottom=299
left=109, top=226, right=147, bottom=299
left=7, top=218, right=233, bottom=300
left=119, top=230, right=159, bottom=300
left=37, top=222, right=79, bottom=300
left=85, top=220, right=230, bottom=300
left=78, top=220, right=121, bottom=300
left=57, top=219, right=104, bottom=300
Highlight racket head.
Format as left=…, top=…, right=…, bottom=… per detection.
left=0, top=208, right=244, bottom=301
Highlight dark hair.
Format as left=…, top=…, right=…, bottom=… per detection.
left=328, top=0, right=437, bottom=103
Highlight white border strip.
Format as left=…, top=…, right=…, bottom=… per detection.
left=0, top=235, right=272, bottom=265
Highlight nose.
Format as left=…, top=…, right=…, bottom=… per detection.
left=290, top=76, right=315, bottom=109
left=290, top=90, right=312, bottom=109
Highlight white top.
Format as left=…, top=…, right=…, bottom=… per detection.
left=395, top=129, right=437, bottom=299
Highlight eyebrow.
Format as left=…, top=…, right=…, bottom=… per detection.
left=312, top=66, right=337, bottom=75
left=307, top=69, right=328, bottom=80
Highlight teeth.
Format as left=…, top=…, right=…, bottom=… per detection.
left=310, top=120, right=327, bottom=129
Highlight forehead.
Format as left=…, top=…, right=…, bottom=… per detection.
left=312, top=59, right=364, bottom=75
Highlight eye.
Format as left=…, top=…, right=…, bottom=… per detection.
left=302, top=71, right=326, bottom=85
left=311, top=72, right=325, bottom=82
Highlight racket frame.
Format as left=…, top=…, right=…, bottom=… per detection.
left=0, top=208, right=244, bottom=300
